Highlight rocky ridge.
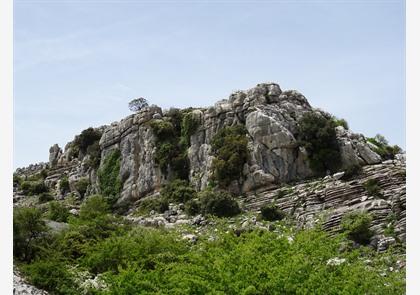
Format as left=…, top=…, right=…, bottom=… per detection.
left=14, top=82, right=405, bottom=248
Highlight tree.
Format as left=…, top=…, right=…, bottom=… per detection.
left=128, top=97, right=149, bottom=112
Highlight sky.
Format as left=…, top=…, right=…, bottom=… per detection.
left=14, top=0, right=405, bottom=169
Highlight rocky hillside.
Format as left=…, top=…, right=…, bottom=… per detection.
left=14, top=83, right=405, bottom=245
left=13, top=83, right=406, bottom=294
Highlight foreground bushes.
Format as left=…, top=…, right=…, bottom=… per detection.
left=15, top=204, right=405, bottom=295
left=13, top=207, right=47, bottom=262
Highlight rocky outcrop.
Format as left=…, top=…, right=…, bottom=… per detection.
left=93, top=83, right=382, bottom=203
left=239, top=157, right=406, bottom=249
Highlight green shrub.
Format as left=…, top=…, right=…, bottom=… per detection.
left=13, top=207, right=48, bottom=262
left=150, top=118, right=190, bottom=180
left=38, top=192, right=54, bottom=203
left=363, top=179, right=382, bottom=197
left=48, top=201, right=70, bottom=222
left=210, top=125, right=249, bottom=188
left=260, top=204, right=285, bottom=221
left=59, top=176, right=70, bottom=194
left=137, top=198, right=169, bottom=215
left=160, top=179, right=196, bottom=203
left=298, top=112, right=342, bottom=175
left=341, top=212, right=373, bottom=245
left=367, top=134, right=401, bottom=160
left=22, top=258, right=79, bottom=294
left=74, top=177, right=90, bottom=198
left=86, top=141, right=101, bottom=169
left=98, top=149, right=122, bottom=204
left=150, top=119, right=176, bottom=140
left=185, top=199, right=201, bottom=216
left=198, top=190, right=241, bottom=217
left=181, top=112, right=200, bottom=145
left=333, top=117, right=349, bottom=130
left=79, top=195, right=110, bottom=221
left=20, top=180, right=49, bottom=196
left=73, top=127, right=102, bottom=153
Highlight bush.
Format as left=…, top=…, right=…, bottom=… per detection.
left=59, top=176, right=70, bottom=194
left=13, top=207, right=48, bottom=262
left=260, top=204, right=285, bottom=221
left=98, top=149, right=122, bottom=204
left=73, top=127, right=102, bottom=154
left=48, top=201, right=70, bottom=222
left=38, top=192, right=54, bottom=204
left=199, top=190, right=241, bottom=217
left=185, top=199, right=201, bottom=216
left=79, top=195, right=110, bottom=221
left=137, top=198, right=169, bottom=215
left=86, top=141, right=101, bottom=169
left=74, top=177, right=90, bottom=198
left=363, top=179, right=382, bottom=197
left=333, top=117, right=349, bottom=130
left=341, top=212, right=373, bottom=245
left=181, top=112, right=200, bottom=145
left=297, top=112, right=342, bottom=175
left=160, top=179, right=196, bottom=203
left=367, top=134, right=401, bottom=160
left=20, top=180, right=49, bottom=196
left=22, top=258, right=79, bottom=294
left=210, top=125, right=249, bottom=188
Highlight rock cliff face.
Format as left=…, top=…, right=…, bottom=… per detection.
left=20, top=83, right=385, bottom=204
left=97, top=83, right=381, bottom=202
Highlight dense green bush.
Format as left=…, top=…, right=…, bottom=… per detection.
left=20, top=180, right=49, bottom=196
left=341, top=212, right=373, bottom=245
left=82, top=227, right=188, bottom=275
left=13, top=207, right=48, bottom=262
left=363, top=179, right=382, bottom=197
left=79, top=195, right=111, bottom=221
left=137, top=198, right=169, bottom=215
left=367, top=134, right=402, bottom=160
left=38, top=192, right=54, bottom=204
left=198, top=190, right=241, bottom=217
left=73, top=127, right=102, bottom=153
left=98, top=150, right=122, bottom=204
left=297, top=112, right=342, bottom=175
left=48, top=201, right=70, bottom=222
left=59, top=176, right=70, bottom=194
left=21, top=258, right=79, bottom=294
left=180, top=112, right=200, bottom=145
left=160, top=179, right=196, bottom=203
left=74, top=177, right=90, bottom=198
left=86, top=141, right=101, bottom=169
left=210, top=125, right=249, bottom=188
left=185, top=199, right=201, bottom=216
left=260, top=204, right=285, bottom=221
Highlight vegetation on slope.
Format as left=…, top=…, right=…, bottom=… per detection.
left=210, top=124, right=249, bottom=188
left=297, top=112, right=342, bottom=175
left=13, top=196, right=405, bottom=295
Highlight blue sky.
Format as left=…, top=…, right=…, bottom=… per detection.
left=14, top=0, right=405, bottom=169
